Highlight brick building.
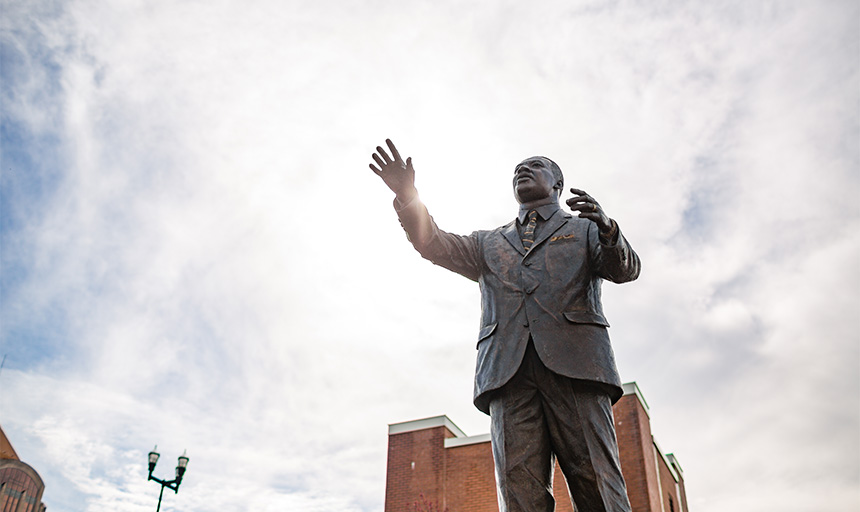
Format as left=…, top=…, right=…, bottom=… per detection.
left=1, top=424, right=47, bottom=512
left=385, top=382, right=687, bottom=512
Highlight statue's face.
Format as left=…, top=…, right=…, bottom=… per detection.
left=513, top=157, right=559, bottom=204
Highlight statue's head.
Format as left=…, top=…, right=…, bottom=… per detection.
left=513, top=156, right=564, bottom=205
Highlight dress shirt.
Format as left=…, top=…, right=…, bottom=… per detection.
left=516, top=202, right=561, bottom=239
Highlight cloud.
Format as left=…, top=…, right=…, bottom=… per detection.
left=1, top=0, right=857, bottom=511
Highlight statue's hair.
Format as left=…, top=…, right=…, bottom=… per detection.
left=541, top=156, right=564, bottom=195
left=536, top=156, right=564, bottom=194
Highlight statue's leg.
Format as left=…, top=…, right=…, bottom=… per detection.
left=541, top=377, right=631, bottom=512
left=489, top=341, right=555, bottom=512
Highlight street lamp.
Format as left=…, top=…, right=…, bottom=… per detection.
left=147, top=445, right=189, bottom=512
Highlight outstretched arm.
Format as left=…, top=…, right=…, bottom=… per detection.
left=369, top=139, right=417, bottom=204
left=368, top=139, right=481, bottom=281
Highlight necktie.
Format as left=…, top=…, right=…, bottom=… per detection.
left=522, top=210, right=538, bottom=251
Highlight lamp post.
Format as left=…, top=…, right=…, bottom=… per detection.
left=147, top=445, right=189, bottom=512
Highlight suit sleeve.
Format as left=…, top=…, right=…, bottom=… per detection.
left=588, top=220, right=641, bottom=284
left=394, top=195, right=482, bottom=282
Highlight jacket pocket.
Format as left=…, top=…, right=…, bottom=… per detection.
left=563, top=311, right=610, bottom=327
left=477, top=323, right=498, bottom=348
left=549, top=233, right=577, bottom=243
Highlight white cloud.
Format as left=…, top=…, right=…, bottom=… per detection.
left=1, top=0, right=857, bottom=511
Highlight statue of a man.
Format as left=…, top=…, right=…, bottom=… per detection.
left=370, top=139, right=640, bottom=511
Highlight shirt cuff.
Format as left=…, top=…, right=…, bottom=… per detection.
left=394, top=193, right=419, bottom=212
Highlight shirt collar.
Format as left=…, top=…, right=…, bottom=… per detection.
left=518, top=202, right=561, bottom=224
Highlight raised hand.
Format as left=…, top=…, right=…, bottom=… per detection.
left=369, top=139, right=416, bottom=201
left=566, top=187, right=615, bottom=235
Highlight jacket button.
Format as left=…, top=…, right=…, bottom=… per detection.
left=524, top=261, right=532, bottom=267
left=523, top=321, right=529, bottom=327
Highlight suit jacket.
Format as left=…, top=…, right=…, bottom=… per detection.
left=396, top=196, right=641, bottom=414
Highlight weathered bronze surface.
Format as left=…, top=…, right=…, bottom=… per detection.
left=370, top=139, right=641, bottom=511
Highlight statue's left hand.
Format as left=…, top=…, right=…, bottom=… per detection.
left=566, top=188, right=614, bottom=234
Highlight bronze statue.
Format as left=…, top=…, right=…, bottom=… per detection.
left=370, top=139, right=641, bottom=511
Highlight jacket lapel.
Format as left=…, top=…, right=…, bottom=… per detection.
left=530, top=210, right=569, bottom=252
left=501, top=221, right=526, bottom=255
left=500, top=210, right=570, bottom=256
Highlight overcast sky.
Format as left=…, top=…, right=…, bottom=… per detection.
left=1, top=0, right=858, bottom=511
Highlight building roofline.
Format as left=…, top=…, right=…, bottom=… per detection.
left=667, top=453, right=684, bottom=476
left=622, top=381, right=650, bottom=418
left=0, top=424, right=20, bottom=460
left=652, top=437, right=681, bottom=483
left=388, top=415, right=467, bottom=438
left=0, top=459, right=44, bottom=488
left=444, top=433, right=492, bottom=448
left=388, top=383, right=659, bottom=452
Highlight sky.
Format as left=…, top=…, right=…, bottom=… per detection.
left=0, top=0, right=858, bottom=510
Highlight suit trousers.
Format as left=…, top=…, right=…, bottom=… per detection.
left=488, top=340, right=631, bottom=512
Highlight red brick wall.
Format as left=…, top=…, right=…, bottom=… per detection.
left=0, top=464, right=44, bottom=512
left=614, top=393, right=663, bottom=512
left=676, top=471, right=689, bottom=512
left=443, top=441, right=497, bottom=511
left=386, top=433, right=579, bottom=512
left=385, top=385, right=688, bottom=512
left=657, top=451, right=682, bottom=512
left=385, top=425, right=456, bottom=510
left=551, top=464, right=575, bottom=512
